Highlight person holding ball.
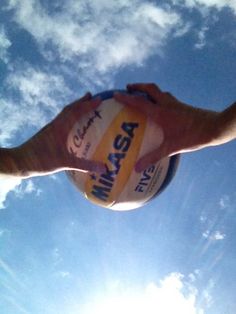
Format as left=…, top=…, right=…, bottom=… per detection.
left=0, top=83, right=235, bottom=179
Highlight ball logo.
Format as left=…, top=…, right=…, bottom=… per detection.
left=85, top=106, right=146, bottom=207
left=68, top=110, right=102, bottom=157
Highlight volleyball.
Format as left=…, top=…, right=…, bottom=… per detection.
left=66, top=90, right=179, bottom=210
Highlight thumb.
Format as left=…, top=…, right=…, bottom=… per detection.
left=80, top=92, right=92, bottom=102
left=67, top=155, right=106, bottom=174
left=135, top=144, right=169, bottom=173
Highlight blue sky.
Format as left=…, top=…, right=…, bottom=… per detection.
left=0, top=0, right=236, bottom=313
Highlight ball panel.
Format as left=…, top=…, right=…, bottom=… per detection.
left=67, top=99, right=122, bottom=160
left=138, top=117, right=164, bottom=156
left=153, top=154, right=180, bottom=197
left=113, top=159, right=170, bottom=210
left=66, top=99, right=123, bottom=192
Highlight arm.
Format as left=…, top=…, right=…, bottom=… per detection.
left=215, top=102, right=236, bottom=145
left=0, top=148, right=24, bottom=178
left=0, top=93, right=105, bottom=179
left=115, top=83, right=236, bottom=172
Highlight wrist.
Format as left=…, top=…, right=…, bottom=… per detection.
left=216, top=102, right=236, bottom=144
left=0, top=147, right=27, bottom=178
left=190, top=109, right=220, bottom=149
left=0, top=146, right=42, bottom=178
left=203, top=111, right=221, bottom=146
left=14, top=141, right=52, bottom=178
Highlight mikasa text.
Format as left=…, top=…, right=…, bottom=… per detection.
left=91, top=121, right=139, bottom=202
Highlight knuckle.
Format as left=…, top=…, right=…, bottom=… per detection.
left=148, top=83, right=161, bottom=96
left=163, top=91, right=172, bottom=97
left=149, top=83, right=157, bottom=90
left=62, top=105, right=70, bottom=113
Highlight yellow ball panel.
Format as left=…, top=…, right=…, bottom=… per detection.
left=84, top=106, right=147, bottom=207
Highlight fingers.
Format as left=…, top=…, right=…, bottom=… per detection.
left=114, top=93, right=157, bottom=118
left=135, top=144, right=170, bottom=173
left=80, top=92, right=92, bottom=101
left=82, top=97, right=102, bottom=113
left=70, top=96, right=102, bottom=120
left=68, top=155, right=106, bottom=174
left=127, top=83, right=162, bottom=103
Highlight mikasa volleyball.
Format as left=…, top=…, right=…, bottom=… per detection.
left=66, top=90, right=179, bottom=210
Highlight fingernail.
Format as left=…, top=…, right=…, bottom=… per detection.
left=114, top=93, right=124, bottom=103
left=84, top=92, right=91, bottom=98
left=135, top=160, right=145, bottom=173
left=93, top=162, right=106, bottom=174
left=91, top=97, right=102, bottom=107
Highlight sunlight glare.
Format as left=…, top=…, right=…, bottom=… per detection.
left=83, top=273, right=204, bottom=314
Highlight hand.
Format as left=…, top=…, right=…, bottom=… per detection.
left=13, top=93, right=105, bottom=177
left=115, top=83, right=220, bottom=172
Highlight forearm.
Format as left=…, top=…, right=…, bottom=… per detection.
left=0, top=147, right=26, bottom=178
left=215, top=102, right=236, bottom=145
left=0, top=144, right=53, bottom=179
left=193, top=102, right=236, bottom=150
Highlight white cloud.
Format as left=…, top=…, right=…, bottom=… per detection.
left=57, top=271, right=70, bottom=278
left=188, top=270, right=201, bottom=284
left=5, top=0, right=234, bottom=85
left=0, top=229, right=5, bottom=236
left=0, top=228, right=11, bottom=237
left=14, top=179, right=42, bottom=198
left=0, top=176, right=22, bottom=209
left=202, top=229, right=226, bottom=241
left=7, top=66, right=71, bottom=110
left=0, top=98, right=34, bottom=145
left=82, top=272, right=205, bottom=314
left=172, top=0, right=236, bottom=49
left=200, top=215, right=207, bottom=223
left=0, top=176, right=41, bottom=209
left=194, top=25, right=209, bottom=49
left=0, top=25, right=11, bottom=63
left=219, top=194, right=230, bottom=209
left=6, top=0, right=183, bottom=76
left=52, top=247, right=63, bottom=266
left=173, top=0, right=236, bottom=14
left=48, top=174, right=60, bottom=181
left=213, top=231, right=226, bottom=240
left=202, top=230, right=210, bottom=238
left=0, top=65, right=72, bottom=146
